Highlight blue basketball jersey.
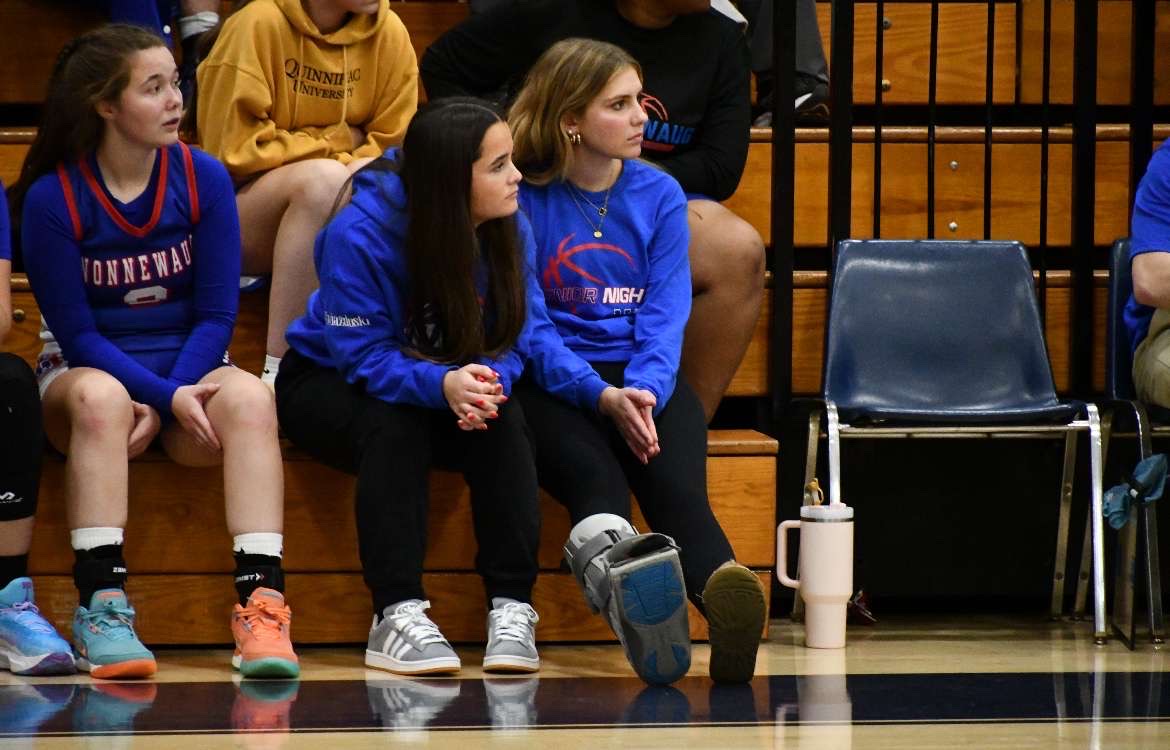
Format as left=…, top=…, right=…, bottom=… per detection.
left=22, top=142, right=240, bottom=414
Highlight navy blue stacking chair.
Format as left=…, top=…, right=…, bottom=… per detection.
left=1093, top=237, right=1165, bottom=646
left=801, top=240, right=1108, bottom=642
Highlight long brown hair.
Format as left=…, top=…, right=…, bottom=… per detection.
left=378, top=98, right=526, bottom=364
left=6, top=24, right=167, bottom=222
left=508, top=38, right=641, bottom=185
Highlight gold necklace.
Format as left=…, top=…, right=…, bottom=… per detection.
left=566, top=182, right=612, bottom=238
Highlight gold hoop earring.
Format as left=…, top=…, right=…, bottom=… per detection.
left=567, top=130, right=582, bottom=146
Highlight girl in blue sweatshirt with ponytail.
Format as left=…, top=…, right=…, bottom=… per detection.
left=509, top=38, right=768, bottom=686
left=277, top=98, right=542, bottom=676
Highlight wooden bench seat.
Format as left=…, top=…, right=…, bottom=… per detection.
left=26, top=434, right=775, bottom=644
left=5, top=275, right=778, bottom=644
left=726, top=124, right=1170, bottom=248
left=813, top=0, right=1170, bottom=106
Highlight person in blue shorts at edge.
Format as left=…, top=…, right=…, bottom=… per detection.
left=1126, top=139, right=1170, bottom=408
left=508, top=38, right=768, bottom=685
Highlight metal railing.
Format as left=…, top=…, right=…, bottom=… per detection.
left=769, top=0, right=1164, bottom=416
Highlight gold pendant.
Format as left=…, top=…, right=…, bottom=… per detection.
left=593, top=230, right=602, bottom=238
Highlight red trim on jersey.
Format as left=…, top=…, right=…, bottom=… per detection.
left=78, top=148, right=170, bottom=238
left=55, top=164, right=84, bottom=242
left=179, top=142, right=200, bottom=223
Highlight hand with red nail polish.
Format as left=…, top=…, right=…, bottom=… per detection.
left=442, top=364, right=507, bottom=426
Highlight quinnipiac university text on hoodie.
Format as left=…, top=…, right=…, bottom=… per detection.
left=196, top=0, right=418, bottom=184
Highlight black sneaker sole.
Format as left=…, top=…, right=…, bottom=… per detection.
left=703, top=565, right=766, bottom=684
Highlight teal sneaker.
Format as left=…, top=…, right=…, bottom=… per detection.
left=0, top=577, right=75, bottom=675
left=72, top=589, right=156, bottom=679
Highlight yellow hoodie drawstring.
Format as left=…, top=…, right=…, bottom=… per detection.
left=290, top=35, right=303, bottom=125
left=340, top=45, right=349, bottom=135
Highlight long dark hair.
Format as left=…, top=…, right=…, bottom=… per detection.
left=388, top=98, right=526, bottom=364
left=6, top=24, right=167, bottom=222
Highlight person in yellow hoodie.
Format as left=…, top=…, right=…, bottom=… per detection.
left=196, top=0, right=418, bottom=385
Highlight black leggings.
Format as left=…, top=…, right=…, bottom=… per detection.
left=514, top=362, right=735, bottom=611
left=0, top=354, right=41, bottom=522
left=275, top=349, right=540, bottom=615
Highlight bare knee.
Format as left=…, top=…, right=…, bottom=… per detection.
left=68, top=374, right=133, bottom=436
left=689, top=211, right=765, bottom=295
left=288, top=159, right=352, bottom=218
left=211, top=375, right=278, bottom=435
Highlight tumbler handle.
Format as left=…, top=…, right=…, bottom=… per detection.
left=776, top=520, right=801, bottom=589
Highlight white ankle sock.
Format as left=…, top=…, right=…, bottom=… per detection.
left=178, top=11, right=219, bottom=39
left=261, top=355, right=281, bottom=386
left=70, top=527, right=124, bottom=551
left=233, top=532, right=284, bottom=558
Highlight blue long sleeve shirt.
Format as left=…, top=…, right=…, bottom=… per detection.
left=21, top=143, right=240, bottom=414
left=1126, top=137, right=1170, bottom=353
left=518, top=159, right=691, bottom=414
left=285, top=152, right=529, bottom=408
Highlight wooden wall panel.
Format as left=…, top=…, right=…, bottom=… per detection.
left=816, top=3, right=1018, bottom=105
left=1018, top=0, right=1170, bottom=105
left=26, top=451, right=776, bottom=574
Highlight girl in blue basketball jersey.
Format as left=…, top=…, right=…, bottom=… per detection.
left=509, top=38, right=768, bottom=685
left=8, top=25, right=298, bottom=681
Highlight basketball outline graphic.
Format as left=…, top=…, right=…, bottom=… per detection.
left=543, top=233, right=636, bottom=313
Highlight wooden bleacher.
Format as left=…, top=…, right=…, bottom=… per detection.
left=0, top=0, right=1162, bottom=644
left=4, top=1, right=1168, bottom=109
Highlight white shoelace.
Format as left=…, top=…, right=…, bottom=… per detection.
left=489, top=602, right=539, bottom=643
left=2, top=601, right=54, bottom=634
left=389, top=600, right=447, bottom=646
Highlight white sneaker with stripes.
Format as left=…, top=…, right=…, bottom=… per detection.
left=365, top=600, right=460, bottom=675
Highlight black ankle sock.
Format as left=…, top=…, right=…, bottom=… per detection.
left=233, top=553, right=284, bottom=605
left=73, top=545, right=127, bottom=606
left=0, top=554, right=29, bottom=589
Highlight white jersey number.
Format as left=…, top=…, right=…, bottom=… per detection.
left=124, top=286, right=169, bottom=306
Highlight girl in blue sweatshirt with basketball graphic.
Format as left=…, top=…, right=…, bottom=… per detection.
left=9, top=25, right=297, bottom=681
left=509, top=38, right=767, bottom=686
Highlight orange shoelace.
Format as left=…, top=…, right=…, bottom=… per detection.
left=239, top=599, right=292, bottom=640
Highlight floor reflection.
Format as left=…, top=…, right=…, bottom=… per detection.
left=0, top=671, right=1166, bottom=737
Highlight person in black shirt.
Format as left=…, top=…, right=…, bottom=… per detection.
left=422, top=0, right=765, bottom=421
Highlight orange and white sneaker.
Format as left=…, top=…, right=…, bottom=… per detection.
left=231, top=588, right=299, bottom=679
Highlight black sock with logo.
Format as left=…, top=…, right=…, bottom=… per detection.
left=233, top=553, right=285, bottom=605
left=73, top=545, right=128, bottom=606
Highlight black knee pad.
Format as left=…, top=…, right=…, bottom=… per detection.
left=0, top=354, right=42, bottom=521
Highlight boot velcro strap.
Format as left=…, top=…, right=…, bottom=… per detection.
left=606, top=532, right=680, bottom=568
left=565, top=528, right=627, bottom=586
